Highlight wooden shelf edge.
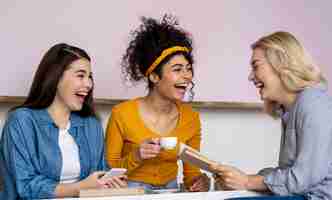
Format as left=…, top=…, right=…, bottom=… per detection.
left=0, top=96, right=263, bottom=110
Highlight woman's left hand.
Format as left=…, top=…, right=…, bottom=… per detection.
left=211, top=164, right=249, bottom=190
left=98, top=175, right=128, bottom=189
left=189, top=173, right=210, bottom=192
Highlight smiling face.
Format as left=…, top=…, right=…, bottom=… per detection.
left=54, top=58, right=93, bottom=112
left=151, top=54, right=193, bottom=101
left=249, top=48, right=287, bottom=103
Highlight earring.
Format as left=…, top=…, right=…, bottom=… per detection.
left=149, top=73, right=159, bottom=84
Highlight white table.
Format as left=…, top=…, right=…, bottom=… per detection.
left=48, top=190, right=263, bottom=200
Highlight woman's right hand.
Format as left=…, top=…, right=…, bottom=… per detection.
left=210, top=164, right=249, bottom=190
left=136, top=138, right=161, bottom=161
left=102, top=175, right=128, bottom=189
left=78, top=171, right=107, bottom=190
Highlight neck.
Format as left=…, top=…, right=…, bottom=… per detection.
left=143, top=91, right=177, bottom=115
left=47, top=97, right=71, bottom=129
left=278, top=90, right=297, bottom=111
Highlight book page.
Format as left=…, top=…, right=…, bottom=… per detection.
left=178, top=143, right=217, bottom=173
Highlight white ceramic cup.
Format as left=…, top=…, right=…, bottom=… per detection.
left=160, top=137, right=177, bottom=150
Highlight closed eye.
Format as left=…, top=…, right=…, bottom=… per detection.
left=77, top=73, right=85, bottom=78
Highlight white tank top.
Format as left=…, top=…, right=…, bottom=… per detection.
left=58, top=122, right=81, bottom=183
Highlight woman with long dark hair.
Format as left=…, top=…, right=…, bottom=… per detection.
left=0, top=43, right=127, bottom=200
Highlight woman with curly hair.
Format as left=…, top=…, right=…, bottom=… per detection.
left=105, top=14, right=210, bottom=192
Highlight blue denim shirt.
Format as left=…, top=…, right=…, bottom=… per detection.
left=0, top=108, right=108, bottom=200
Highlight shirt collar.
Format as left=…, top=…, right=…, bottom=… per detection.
left=36, top=108, right=84, bottom=127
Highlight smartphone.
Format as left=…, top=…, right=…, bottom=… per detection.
left=101, top=168, right=127, bottom=179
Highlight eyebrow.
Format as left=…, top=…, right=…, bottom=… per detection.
left=75, top=69, right=92, bottom=76
left=171, top=63, right=191, bottom=68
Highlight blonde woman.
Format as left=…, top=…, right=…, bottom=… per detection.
left=212, top=32, right=331, bottom=200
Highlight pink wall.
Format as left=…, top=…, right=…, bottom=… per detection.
left=1, top=1, right=331, bottom=102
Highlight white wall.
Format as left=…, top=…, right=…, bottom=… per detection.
left=0, top=103, right=281, bottom=174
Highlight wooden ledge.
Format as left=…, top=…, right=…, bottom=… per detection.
left=0, top=96, right=263, bottom=110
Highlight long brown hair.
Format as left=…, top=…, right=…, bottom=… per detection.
left=15, top=43, right=96, bottom=117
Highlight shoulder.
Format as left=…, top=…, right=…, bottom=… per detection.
left=179, top=102, right=199, bottom=115
left=72, top=113, right=102, bottom=128
left=8, top=107, right=34, bottom=119
left=295, top=87, right=332, bottom=119
left=112, top=99, right=137, bottom=113
left=6, top=107, right=37, bottom=125
left=109, top=99, right=138, bottom=122
left=2, top=108, right=41, bottom=139
left=297, top=87, right=332, bottom=112
left=178, top=102, right=200, bottom=123
left=72, top=114, right=104, bottom=140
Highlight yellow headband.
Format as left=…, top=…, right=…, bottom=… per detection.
left=145, top=46, right=190, bottom=76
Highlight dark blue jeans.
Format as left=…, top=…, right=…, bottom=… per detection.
left=226, top=195, right=306, bottom=200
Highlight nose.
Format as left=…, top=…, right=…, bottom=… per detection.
left=183, top=69, right=193, bottom=80
left=248, top=70, right=255, bottom=82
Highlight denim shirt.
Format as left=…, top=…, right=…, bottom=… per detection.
left=0, top=108, right=108, bottom=200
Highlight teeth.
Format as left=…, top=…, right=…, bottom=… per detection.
left=77, top=92, right=88, bottom=96
left=176, top=83, right=188, bottom=87
left=253, top=81, right=264, bottom=89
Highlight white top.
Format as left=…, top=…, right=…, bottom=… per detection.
left=58, top=122, right=81, bottom=183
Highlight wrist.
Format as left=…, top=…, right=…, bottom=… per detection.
left=69, top=182, right=82, bottom=196
left=77, top=179, right=87, bottom=191
left=244, top=175, right=252, bottom=190
left=245, top=175, right=265, bottom=191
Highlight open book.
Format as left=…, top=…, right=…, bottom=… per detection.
left=178, top=143, right=217, bottom=173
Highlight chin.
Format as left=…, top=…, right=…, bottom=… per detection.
left=260, top=92, right=268, bottom=101
left=69, top=104, right=83, bottom=112
left=261, top=97, right=268, bottom=101
left=174, top=96, right=185, bottom=102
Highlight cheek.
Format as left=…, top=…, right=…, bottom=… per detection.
left=159, top=81, right=173, bottom=92
left=58, top=81, right=77, bottom=98
left=159, top=75, right=176, bottom=85
left=58, top=88, right=72, bottom=100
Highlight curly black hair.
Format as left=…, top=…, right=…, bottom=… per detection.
left=121, top=14, right=195, bottom=99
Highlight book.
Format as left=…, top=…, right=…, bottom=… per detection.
left=79, top=187, right=145, bottom=197
left=178, top=143, right=217, bottom=173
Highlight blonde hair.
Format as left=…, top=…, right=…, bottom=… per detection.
left=251, top=31, right=326, bottom=116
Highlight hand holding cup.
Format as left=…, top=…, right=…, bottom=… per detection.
left=137, top=138, right=161, bottom=160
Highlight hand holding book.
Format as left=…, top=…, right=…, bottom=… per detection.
left=177, top=143, right=218, bottom=173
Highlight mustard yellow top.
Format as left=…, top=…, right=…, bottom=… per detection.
left=105, top=98, right=202, bottom=187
